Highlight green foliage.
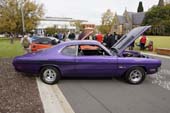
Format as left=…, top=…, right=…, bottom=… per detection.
left=98, top=25, right=112, bottom=34
left=142, top=4, right=170, bottom=35
left=137, top=1, right=144, bottom=12
left=0, top=0, right=44, bottom=34
left=70, top=21, right=83, bottom=31
left=45, top=27, right=56, bottom=35
left=99, top=9, right=114, bottom=34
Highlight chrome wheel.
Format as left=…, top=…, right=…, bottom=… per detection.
left=43, top=69, right=57, bottom=83
left=129, top=70, right=142, bottom=83
left=40, top=66, right=61, bottom=85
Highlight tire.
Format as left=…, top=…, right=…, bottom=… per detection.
left=40, top=66, right=61, bottom=85
left=125, top=67, right=146, bottom=85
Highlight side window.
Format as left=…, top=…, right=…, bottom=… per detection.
left=78, top=45, right=109, bottom=56
left=33, top=38, right=41, bottom=43
left=41, top=38, right=51, bottom=44
left=61, top=45, right=77, bottom=56
left=34, top=38, right=51, bottom=44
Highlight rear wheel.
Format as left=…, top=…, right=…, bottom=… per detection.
left=40, top=66, right=61, bottom=85
left=125, top=67, right=146, bottom=85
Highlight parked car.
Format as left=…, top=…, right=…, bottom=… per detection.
left=31, top=37, right=59, bottom=52
left=13, top=26, right=161, bottom=85
left=30, top=36, right=42, bottom=41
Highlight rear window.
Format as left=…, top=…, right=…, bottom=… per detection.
left=61, top=45, right=77, bottom=56
left=33, top=38, right=51, bottom=44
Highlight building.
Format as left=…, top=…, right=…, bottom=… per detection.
left=111, top=9, right=145, bottom=35
left=36, top=17, right=87, bottom=35
left=82, top=23, right=95, bottom=30
left=80, top=23, right=96, bottom=34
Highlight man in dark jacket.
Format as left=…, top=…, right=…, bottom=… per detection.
left=68, top=32, right=76, bottom=40
left=103, top=33, right=110, bottom=48
left=78, top=31, right=86, bottom=40
left=103, top=33, right=116, bottom=49
left=108, top=34, right=116, bottom=48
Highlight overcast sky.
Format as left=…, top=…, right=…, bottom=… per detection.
left=36, top=0, right=159, bottom=25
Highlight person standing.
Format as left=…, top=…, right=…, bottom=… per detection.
left=109, top=33, right=116, bottom=49
left=58, top=32, right=63, bottom=40
left=140, top=35, right=147, bottom=50
left=63, top=32, right=66, bottom=40
left=9, top=33, right=14, bottom=44
left=96, top=32, right=103, bottom=43
left=113, top=32, right=118, bottom=43
left=54, top=32, right=59, bottom=39
left=103, top=33, right=110, bottom=48
left=20, top=35, right=31, bottom=54
left=68, top=32, right=76, bottom=40
left=78, top=31, right=86, bottom=40
left=129, top=41, right=135, bottom=50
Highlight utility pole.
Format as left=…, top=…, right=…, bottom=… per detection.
left=20, top=0, right=25, bottom=35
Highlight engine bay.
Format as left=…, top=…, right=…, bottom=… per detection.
left=122, top=51, right=149, bottom=58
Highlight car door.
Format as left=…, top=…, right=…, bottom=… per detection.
left=75, top=44, right=118, bottom=77
left=59, top=45, right=77, bottom=76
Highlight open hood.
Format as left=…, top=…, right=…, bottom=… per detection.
left=111, top=26, right=151, bottom=55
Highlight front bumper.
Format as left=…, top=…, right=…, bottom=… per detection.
left=147, top=67, right=161, bottom=74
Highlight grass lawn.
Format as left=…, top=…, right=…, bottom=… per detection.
left=0, top=38, right=24, bottom=58
left=135, top=36, right=170, bottom=52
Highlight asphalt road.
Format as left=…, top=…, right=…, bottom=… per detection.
left=58, top=56, right=170, bottom=113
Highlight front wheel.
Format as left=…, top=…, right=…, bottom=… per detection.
left=40, top=66, right=61, bottom=85
left=125, top=67, right=146, bottom=85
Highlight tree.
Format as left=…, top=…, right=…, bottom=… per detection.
left=45, top=26, right=56, bottom=35
left=99, top=9, right=114, bottom=34
left=70, top=20, right=83, bottom=31
left=137, top=1, right=144, bottom=12
left=0, top=0, right=44, bottom=34
left=142, top=4, right=170, bottom=35
left=158, top=0, right=164, bottom=6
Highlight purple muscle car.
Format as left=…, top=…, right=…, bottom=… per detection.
left=13, top=26, right=161, bottom=85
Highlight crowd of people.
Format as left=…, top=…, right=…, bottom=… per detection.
left=19, top=31, right=123, bottom=53
left=19, top=30, right=153, bottom=54
left=103, top=32, right=122, bottom=48
left=50, top=31, right=122, bottom=49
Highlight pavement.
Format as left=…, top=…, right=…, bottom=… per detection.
left=37, top=53, right=170, bottom=113
left=36, top=78, right=75, bottom=113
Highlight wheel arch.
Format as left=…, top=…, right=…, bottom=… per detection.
left=39, top=64, right=62, bottom=76
left=122, top=65, right=147, bottom=77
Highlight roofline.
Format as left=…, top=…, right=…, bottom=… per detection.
left=60, top=40, right=100, bottom=44
left=54, top=40, right=102, bottom=49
